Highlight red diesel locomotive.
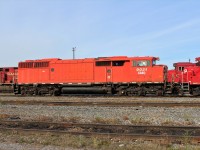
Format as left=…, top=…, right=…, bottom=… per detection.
left=15, top=56, right=167, bottom=96
left=0, top=67, right=18, bottom=93
left=167, top=57, right=200, bottom=96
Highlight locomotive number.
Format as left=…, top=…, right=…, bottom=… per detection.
left=136, top=68, right=147, bottom=75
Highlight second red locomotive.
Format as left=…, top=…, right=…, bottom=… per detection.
left=0, top=67, right=18, bottom=93
left=167, top=57, right=200, bottom=96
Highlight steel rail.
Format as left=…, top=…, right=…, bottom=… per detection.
left=1, top=100, right=200, bottom=107
left=0, top=120, right=199, bottom=144
left=0, top=94, right=199, bottom=98
left=0, top=127, right=200, bottom=145
left=0, top=120, right=200, bottom=135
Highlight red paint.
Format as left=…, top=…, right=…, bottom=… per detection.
left=168, top=57, right=200, bottom=85
left=18, top=56, right=167, bottom=84
left=0, top=67, right=18, bottom=84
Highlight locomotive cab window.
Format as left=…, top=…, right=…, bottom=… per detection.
left=96, top=61, right=111, bottom=66
left=112, top=61, right=125, bottom=66
left=132, top=60, right=150, bottom=67
left=178, top=67, right=184, bottom=71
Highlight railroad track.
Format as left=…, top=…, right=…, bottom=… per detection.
left=0, top=93, right=199, bottom=98
left=0, top=120, right=199, bottom=144
left=1, top=100, right=200, bottom=107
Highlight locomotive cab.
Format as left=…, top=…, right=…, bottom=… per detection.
left=167, top=57, right=200, bottom=96
left=128, top=57, right=167, bottom=96
left=168, top=62, right=196, bottom=83
left=131, top=57, right=166, bottom=82
left=174, top=62, right=196, bottom=72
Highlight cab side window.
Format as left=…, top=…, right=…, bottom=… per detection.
left=112, top=61, right=125, bottom=66
left=178, top=67, right=184, bottom=71
left=96, top=61, right=111, bottom=66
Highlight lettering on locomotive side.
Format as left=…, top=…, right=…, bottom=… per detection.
left=136, top=68, right=148, bottom=75
left=7, top=73, right=18, bottom=76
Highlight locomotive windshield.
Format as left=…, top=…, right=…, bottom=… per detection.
left=132, top=60, right=150, bottom=67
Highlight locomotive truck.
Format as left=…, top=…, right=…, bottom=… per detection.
left=15, top=56, right=168, bottom=96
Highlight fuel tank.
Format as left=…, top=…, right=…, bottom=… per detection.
left=61, top=87, right=107, bottom=94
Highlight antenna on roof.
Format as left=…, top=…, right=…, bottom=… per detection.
left=189, top=58, right=190, bottom=63
left=72, top=47, right=76, bottom=59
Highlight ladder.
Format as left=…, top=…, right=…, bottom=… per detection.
left=181, top=82, right=190, bottom=96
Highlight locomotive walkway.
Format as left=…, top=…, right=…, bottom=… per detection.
left=0, top=120, right=199, bottom=145
left=1, top=100, right=200, bottom=107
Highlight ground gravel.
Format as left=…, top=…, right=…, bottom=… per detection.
left=0, top=142, right=85, bottom=150
left=1, top=96, right=200, bottom=149
left=1, top=102, right=200, bottom=126
left=1, top=96, right=200, bottom=103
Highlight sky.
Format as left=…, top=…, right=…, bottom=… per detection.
left=0, top=0, right=200, bottom=68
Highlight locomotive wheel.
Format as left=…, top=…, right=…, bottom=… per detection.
left=117, top=89, right=125, bottom=96
left=53, top=88, right=60, bottom=96
left=192, top=91, right=200, bottom=96
left=126, top=92, right=133, bottom=96
left=21, top=89, right=25, bottom=96
left=137, top=90, right=145, bottom=96
left=156, top=90, right=164, bottom=96
left=49, top=90, right=54, bottom=96
left=34, top=89, right=38, bottom=95
left=38, top=90, right=44, bottom=96
left=179, top=89, right=184, bottom=96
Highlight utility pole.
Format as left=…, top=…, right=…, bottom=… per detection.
left=72, top=47, right=76, bottom=59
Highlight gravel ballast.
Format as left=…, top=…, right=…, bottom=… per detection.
left=1, top=104, right=200, bottom=126
left=1, top=96, right=200, bottom=149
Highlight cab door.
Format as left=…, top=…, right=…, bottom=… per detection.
left=106, top=67, right=112, bottom=82
left=95, top=61, right=112, bottom=83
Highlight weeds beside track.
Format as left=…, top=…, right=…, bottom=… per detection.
left=0, top=120, right=199, bottom=145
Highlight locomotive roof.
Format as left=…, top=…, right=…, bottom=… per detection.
left=130, top=56, right=159, bottom=60
left=173, top=62, right=196, bottom=67
left=22, top=56, right=159, bottom=63
left=24, top=58, right=61, bottom=62
left=173, top=57, right=200, bottom=67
